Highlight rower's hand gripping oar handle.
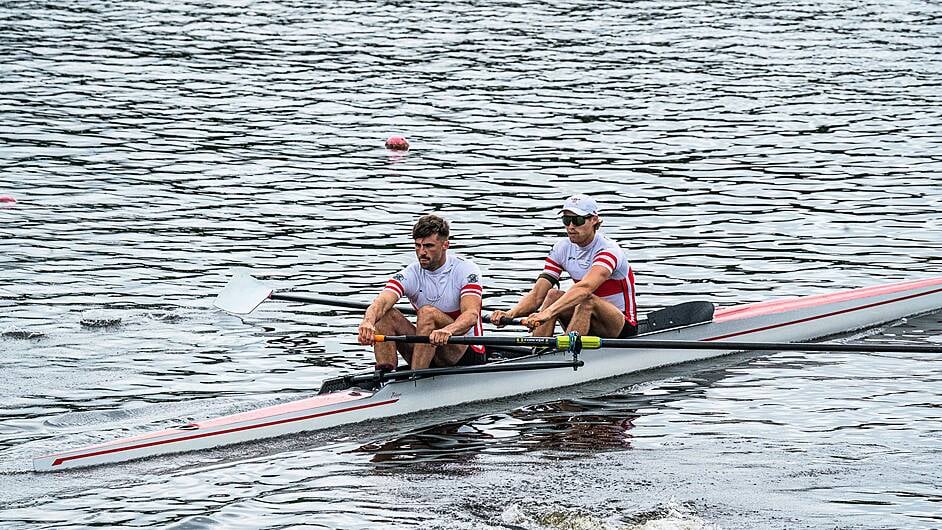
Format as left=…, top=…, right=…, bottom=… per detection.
left=373, top=334, right=602, bottom=350
left=374, top=334, right=942, bottom=354
left=486, top=315, right=525, bottom=326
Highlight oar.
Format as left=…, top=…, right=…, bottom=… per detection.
left=339, top=360, right=585, bottom=386
left=374, top=334, right=942, bottom=354
left=213, top=270, right=522, bottom=325
left=212, top=270, right=397, bottom=316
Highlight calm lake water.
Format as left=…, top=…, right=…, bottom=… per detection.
left=2, top=0, right=941, bottom=528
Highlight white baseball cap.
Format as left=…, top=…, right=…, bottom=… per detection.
left=557, top=194, right=600, bottom=217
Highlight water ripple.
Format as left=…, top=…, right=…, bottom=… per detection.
left=2, top=0, right=942, bottom=527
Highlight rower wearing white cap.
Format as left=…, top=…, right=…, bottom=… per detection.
left=490, top=194, right=637, bottom=338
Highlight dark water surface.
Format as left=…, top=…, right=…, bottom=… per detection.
left=2, top=0, right=941, bottom=528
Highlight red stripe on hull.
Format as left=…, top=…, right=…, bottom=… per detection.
left=51, top=398, right=399, bottom=467
left=714, top=277, right=942, bottom=322
left=705, top=286, right=942, bottom=341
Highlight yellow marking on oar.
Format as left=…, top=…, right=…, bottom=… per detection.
left=555, top=335, right=602, bottom=350
left=374, top=335, right=386, bottom=342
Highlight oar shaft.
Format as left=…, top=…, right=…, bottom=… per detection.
left=219, top=271, right=523, bottom=324
left=376, top=335, right=942, bottom=354
left=602, top=338, right=942, bottom=354
left=345, top=360, right=584, bottom=385
left=271, top=293, right=417, bottom=315
left=271, top=294, right=522, bottom=325
left=376, top=335, right=559, bottom=347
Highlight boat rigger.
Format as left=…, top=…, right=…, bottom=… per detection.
left=32, top=276, right=942, bottom=471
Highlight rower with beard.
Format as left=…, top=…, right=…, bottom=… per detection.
left=358, top=214, right=485, bottom=370
left=490, top=194, right=638, bottom=338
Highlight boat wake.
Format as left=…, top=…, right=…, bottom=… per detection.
left=42, top=393, right=296, bottom=430
left=0, top=328, right=46, bottom=340
left=497, top=498, right=717, bottom=530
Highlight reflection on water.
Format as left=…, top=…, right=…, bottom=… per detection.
left=2, top=0, right=942, bottom=527
left=356, top=360, right=735, bottom=470
left=358, top=402, right=639, bottom=468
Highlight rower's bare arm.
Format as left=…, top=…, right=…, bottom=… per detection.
left=544, top=265, right=611, bottom=318
left=494, top=277, right=556, bottom=324
left=358, top=290, right=399, bottom=344
left=442, top=293, right=483, bottom=336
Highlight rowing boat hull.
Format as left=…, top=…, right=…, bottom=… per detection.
left=33, top=277, right=942, bottom=471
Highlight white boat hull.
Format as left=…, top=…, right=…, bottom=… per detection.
left=33, top=277, right=942, bottom=471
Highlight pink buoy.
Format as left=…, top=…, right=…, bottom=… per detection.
left=384, top=135, right=410, bottom=151
left=0, top=196, right=16, bottom=204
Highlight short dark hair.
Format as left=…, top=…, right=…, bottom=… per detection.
left=412, top=214, right=449, bottom=240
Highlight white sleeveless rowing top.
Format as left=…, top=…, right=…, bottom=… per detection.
left=383, top=254, right=485, bottom=349
left=542, top=233, right=637, bottom=325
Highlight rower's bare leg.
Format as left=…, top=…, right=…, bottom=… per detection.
left=409, top=305, right=468, bottom=369
left=531, top=289, right=565, bottom=337
left=373, top=309, right=415, bottom=369
left=567, top=298, right=594, bottom=335
left=568, top=295, right=626, bottom=338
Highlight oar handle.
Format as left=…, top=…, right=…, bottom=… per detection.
left=483, top=315, right=525, bottom=326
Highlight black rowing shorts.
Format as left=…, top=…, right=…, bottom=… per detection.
left=619, top=321, right=639, bottom=338
left=455, top=347, right=487, bottom=366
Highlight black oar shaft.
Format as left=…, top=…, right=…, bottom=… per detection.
left=271, top=293, right=417, bottom=315
left=271, top=293, right=522, bottom=325
left=600, top=339, right=942, bottom=354
left=346, top=360, right=584, bottom=385
left=378, top=335, right=558, bottom=347
left=377, top=335, right=942, bottom=354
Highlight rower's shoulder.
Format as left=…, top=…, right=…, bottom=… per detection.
left=597, top=233, right=625, bottom=251
left=450, top=253, right=481, bottom=269
left=400, top=261, right=423, bottom=276
left=550, top=237, right=569, bottom=252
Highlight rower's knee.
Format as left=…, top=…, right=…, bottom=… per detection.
left=542, top=289, right=564, bottom=308
left=415, top=305, right=445, bottom=330
left=373, top=312, right=396, bottom=333
left=416, top=305, right=443, bottom=319
left=574, top=296, right=595, bottom=312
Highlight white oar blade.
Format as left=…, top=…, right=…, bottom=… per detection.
left=214, top=270, right=274, bottom=315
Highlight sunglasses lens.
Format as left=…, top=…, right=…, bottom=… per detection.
left=562, top=215, right=586, bottom=226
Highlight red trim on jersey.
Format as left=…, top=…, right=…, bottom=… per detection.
left=544, top=257, right=563, bottom=277
left=471, top=314, right=485, bottom=353
left=595, top=250, right=617, bottom=262
left=593, top=278, right=626, bottom=297
left=384, top=279, right=404, bottom=296
left=624, top=268, right=637, bottom=325
left=592, top=260, right=615, bottom=274
left=591, top=274, right=637, bottom=326
left=460, top=284, right=483, bottom=298
left=593, top=251, right=617, bottom=272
